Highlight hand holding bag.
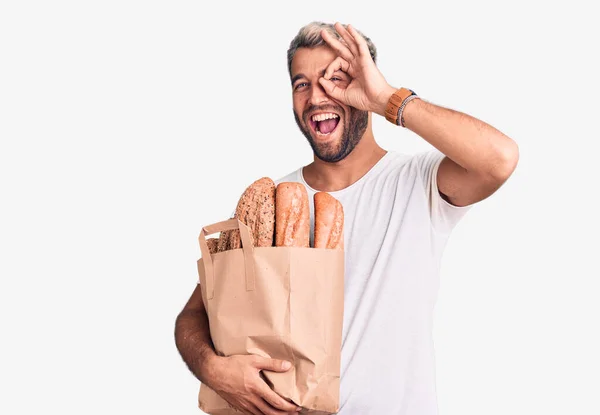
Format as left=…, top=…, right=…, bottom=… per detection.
left=196, top=217, right=344, bottom=414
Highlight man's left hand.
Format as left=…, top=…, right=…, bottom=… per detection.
left=320, top=22, right=397, bottom=116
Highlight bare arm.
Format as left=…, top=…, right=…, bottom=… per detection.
left=174, top=284, right=301, bottom=415
left=317, top=23, right=519, bottom=207
left=399, top=98, right=519, bottom=207
left=174, top=284, right=220, bottom=388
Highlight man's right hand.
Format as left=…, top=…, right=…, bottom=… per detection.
left=208, top=354, right=302, bottom=415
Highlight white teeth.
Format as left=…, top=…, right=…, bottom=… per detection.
left=311, top=113, right=339, bottom=122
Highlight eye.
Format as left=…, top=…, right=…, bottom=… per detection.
left=331, top=77, right=341, bottom=81
left=294, top=82, right=308, bottom=90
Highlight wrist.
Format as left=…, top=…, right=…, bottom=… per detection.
left=199, top=352, right=224, bottom=390
left=375, top=84, right=397, bottom=117
left=399, top=95, right=423, bottom=129
left=384, top=87, right=419, bottom=126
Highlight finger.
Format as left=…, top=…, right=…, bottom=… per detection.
left=256, top=381, right=301, bottom=412
left=321, top=28, right=354, bottom=62
left=324, top=56, right=351, bottom=80
left=234, top=400, right=262, bottom=415
left=245, top=402, right=264, bottom=415
left=334, top=22, right=360, bottom=57
left=318, top=77, right=346, bottom=103
left=254, top=397, right=296, bottom=415
left=253, top=356, right=293, bottom=372
left=346, top=24, right=372, bottom=59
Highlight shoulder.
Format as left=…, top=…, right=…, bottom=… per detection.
left=383, top=149, right=447, bottom=193
left=273, top=167, right=302, bottom=186
left=386, top=150, right=413, bottom=167
left=382, top=149, right=431, bottom=177
left=396, top=148, right=445, bottom=177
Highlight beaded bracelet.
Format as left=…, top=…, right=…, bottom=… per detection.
left=398, top=94, right=420, bottom=128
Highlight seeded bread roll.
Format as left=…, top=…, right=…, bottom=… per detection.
left=216, top=228, right=232, bottom=252
left=206, top=237, right=219, bottom=254
left=314, top=191, right=344, bottom=249
left=217, top=177, right=276, bottom=251
left=275, top=182, right=310, bottom=247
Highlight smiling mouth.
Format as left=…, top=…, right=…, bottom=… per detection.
left=308, top=113, right=340, bottom=137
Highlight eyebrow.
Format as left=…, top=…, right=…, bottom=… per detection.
left=291, top=68, right=331, bottom=86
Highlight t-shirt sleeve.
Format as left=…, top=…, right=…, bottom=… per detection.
left=416, top=149, right=474, bottom=234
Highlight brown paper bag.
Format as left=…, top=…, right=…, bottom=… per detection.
left=195, top=218, right=345, bottom=414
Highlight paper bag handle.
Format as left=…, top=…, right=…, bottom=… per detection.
left=198, top=218, right=255, bottom=300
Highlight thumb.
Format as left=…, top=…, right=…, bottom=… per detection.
left=253, top=356, right=293, bottom=372
left=319, top=77, right=345, bottom=102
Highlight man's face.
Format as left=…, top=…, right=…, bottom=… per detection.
left=290, top=46, right=368, bottom=163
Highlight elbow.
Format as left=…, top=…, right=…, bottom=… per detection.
left=489, top=138, right=519, bottom=183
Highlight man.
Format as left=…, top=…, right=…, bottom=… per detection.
left=175, top=21, right=519, bottom=415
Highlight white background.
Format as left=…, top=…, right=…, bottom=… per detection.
left=1, top=1, right=598, bottom=414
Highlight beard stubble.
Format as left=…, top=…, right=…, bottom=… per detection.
left=293, top=105, right=368, bottom=163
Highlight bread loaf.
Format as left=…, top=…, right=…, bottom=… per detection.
left=275, top=182, right=310, bottom=247
left=217, top=177, right=276, bottom=251
left=206, top=237, right=219, bottom=254
left=314, top=191, right=344, bottom=249
left=216, top=229, right=231, bottom=252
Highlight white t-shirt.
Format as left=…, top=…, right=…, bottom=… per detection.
left=273, top=149, right=474, bottom=415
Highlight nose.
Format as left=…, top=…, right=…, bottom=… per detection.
left=309, top=81, right=330, bottom=106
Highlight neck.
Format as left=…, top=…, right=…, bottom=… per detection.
left=303, top=114, right=387, bottom=192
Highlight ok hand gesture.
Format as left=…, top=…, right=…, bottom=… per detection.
left=319, top=23, right=396, bottom=116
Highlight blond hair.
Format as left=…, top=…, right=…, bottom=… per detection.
left=286, top=21, right=377, bottom=79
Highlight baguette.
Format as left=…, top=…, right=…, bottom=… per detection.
left=275, top=182, right=310, bottom=247
left=314, top=191, right=344, bottom=249
left=217, top=177, right=276, bottom=251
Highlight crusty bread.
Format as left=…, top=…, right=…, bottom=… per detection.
left=206, top=237, right=219, bottom=254
left=217, top=177, right=276, bottom=251
left=275, top=182, right=310, bottom=247
left=314, top=191, right=344, bottom=249
left=216, top=227, right=231, bottom=252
